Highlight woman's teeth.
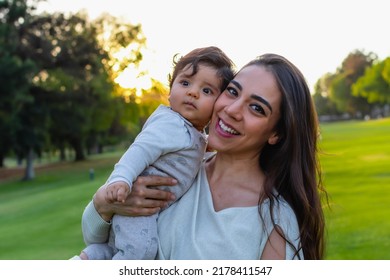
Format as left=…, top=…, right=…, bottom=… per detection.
left=219, top=120, right=239, bottom=135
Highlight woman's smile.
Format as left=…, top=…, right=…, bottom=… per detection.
left=217, top=119, right=240, bottom=136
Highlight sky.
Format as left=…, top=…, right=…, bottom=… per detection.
left=37, top=0, right=389, bottom=91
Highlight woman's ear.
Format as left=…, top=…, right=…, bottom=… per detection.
left=267, top=132, right=279, bottom=145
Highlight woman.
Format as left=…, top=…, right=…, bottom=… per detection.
left=82, top=53, right=327, bottom=259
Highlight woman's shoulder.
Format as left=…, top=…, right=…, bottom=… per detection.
left=275, top=196, right=295, bottom=217
left=260, top=195, right=299, bottom=232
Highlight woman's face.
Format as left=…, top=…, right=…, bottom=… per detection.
left=208, top=64, right=282, bottom=157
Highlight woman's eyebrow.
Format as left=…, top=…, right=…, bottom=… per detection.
left=230, top=80, right=242, bottom=90
left=251, top=94, right=272, bottom=113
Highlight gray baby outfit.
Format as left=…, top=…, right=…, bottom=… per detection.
left=82, top=105, right=207, bottom=259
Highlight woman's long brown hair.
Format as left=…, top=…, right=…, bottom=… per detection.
left=245, top=54, right=328, bottom=259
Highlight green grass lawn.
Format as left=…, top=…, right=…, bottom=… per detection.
left=0, top=152, right=122, bottom=260
left=319, top=117, right=390, bottom=259
left=0, top=118, right=389, bottom=259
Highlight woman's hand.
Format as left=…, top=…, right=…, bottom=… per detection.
left=93, top=176, right=177, bottom=222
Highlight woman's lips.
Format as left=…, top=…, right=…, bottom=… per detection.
left=216, top=118, right=239, bottom=136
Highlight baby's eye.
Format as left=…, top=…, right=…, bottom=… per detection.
left=180, top=80, right=189, bottom=86
left=202, top=88, right=213, bottom=95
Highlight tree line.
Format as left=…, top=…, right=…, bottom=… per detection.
left=0, top=0, right=168, bottom=179
left=313, top=50, right=390, bottom=121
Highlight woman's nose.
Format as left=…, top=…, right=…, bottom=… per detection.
left=224, top=100, right=243, bottom=121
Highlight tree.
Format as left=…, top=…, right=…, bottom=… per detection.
left=26, top=11, right=147, bottom=161
left=93, top=13, right=146, bottom=85
left=26, top=12, right=110, bottom=160
left=312, top=74, right=340, bottom=117
left=328, top=49, right=376, bottom=117
left=352, top=57, right=390, bottom=104
left=0, top=0, right=38, bottom=168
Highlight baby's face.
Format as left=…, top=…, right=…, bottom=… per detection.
left=169, top=64, right=221, bottom=131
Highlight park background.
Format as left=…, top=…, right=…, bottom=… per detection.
left=0, top=0, right=389, bottom=259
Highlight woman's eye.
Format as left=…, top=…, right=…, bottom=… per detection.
left=226, top=86, right=238, bottom=97
left=250, top=104, right=265, bottom=115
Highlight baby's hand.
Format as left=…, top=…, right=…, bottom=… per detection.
left=105, top=182, right=130, bottom=203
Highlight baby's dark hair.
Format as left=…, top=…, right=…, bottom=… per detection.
left=168, top=46, right=235, bottom=92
